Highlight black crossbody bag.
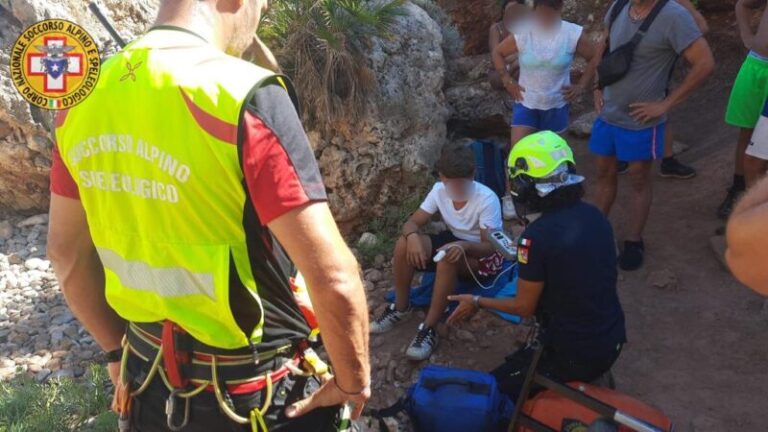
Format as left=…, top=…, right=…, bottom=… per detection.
left=597, top=0, right=670, bottom=89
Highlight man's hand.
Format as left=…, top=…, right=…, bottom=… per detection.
left=440, top=242, right=465, bottom=264
left=562, top=84, right=585, bottom=103
left=504, top=80, right=526, bottom=102
left=406, top=235, right=428, bottom=269
left=286, top=377, right=371, bottom=420
left=593, top=89, right=604, bottom=114
left=629, top=100, right=671, bottom=124
left=446, top=294, right=479, bottom=325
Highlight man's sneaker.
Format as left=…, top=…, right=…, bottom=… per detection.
left=502, top=195, right=517, bottom=220
left=370, top=304, right=411, bottom=334
left=618, top=240, right=645, bottom=271
left=660, top=157, right=696, bottom=179
left=617, top=161, right=629, bottom=175
left=717, top=186, right=743, bottom=220
left=405, top=323, right=438, bottom=361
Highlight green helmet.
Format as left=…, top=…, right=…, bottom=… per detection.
left=508, top=131, right=575, bottom=179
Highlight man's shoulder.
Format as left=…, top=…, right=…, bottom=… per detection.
left=657, top=0, right=695, bottom=23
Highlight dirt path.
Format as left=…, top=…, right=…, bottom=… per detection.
left=367, top=11, right=768, bottom=431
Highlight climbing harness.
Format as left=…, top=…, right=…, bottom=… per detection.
left=114, top=321, right=331, bottom=432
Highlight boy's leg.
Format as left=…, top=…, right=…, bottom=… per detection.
left=392, top=234, right=431, bottom=312
left=423, top=255, right=481, bottom=328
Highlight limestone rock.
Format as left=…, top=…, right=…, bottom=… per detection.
left=569, top=111, right=599, bottom=138
left=0, top=0, right=160, bottom=212
left=313, top=3, right=449, bottom=231
left=358, top=232, right=378, bottom=248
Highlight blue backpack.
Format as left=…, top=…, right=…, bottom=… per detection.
left=470, top=139, right=507, bottom=199
left=371, top=365, right=514, bottom=432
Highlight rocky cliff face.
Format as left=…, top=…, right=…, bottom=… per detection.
left=0, top=0, right=159, bottom=213
left=312, top=2, right=450, bottom=230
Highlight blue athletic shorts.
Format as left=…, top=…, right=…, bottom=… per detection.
left=511, top=103, right=570, bottom=133
left=589, top=118, right=666, bottom=162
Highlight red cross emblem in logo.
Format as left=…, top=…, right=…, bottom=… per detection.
left=27, top=36, right=83, bottom=93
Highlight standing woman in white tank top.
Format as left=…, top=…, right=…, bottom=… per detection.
left=492, top=0, right=601, bottom=152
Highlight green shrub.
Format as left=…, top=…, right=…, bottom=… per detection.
left=259, top=0, right=407, bottom=132
left=0, top=365, right=116, bottom=432
left=357, top=193, right=424, bottom=266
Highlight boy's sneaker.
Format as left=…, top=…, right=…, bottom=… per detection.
left=660, top=157, right=696, bottom=179
left=502, top=195, right=517, bottom=220
left=717, top=186, right=743, bottom=220
left=370, top=304, right=411, bottom=334
left=406, top=323, right=438, bottom=361
left=618, top=240, right=645, bottom=271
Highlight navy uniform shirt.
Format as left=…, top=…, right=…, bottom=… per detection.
left=517, top=201, right=627, bottom=356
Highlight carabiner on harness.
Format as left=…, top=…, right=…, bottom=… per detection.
left=166, top=388, right=191, bottom=431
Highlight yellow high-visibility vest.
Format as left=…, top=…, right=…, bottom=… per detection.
left=55, top=28, right=291, bottom=349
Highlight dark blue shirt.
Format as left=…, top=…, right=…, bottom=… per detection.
left=517, top=201, right=626, bottom=356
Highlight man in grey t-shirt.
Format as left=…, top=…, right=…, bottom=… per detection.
left=589, top=0, right=714, bottom=270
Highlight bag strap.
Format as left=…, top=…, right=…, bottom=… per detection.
left=637, top=0, right=670, bottom=37
left=607, top=0, right=630, bottom=30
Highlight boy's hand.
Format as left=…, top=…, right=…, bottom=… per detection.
left=447, top=294, right=479, bottom=325
left=406, top=235, right=428, bottom=269
left=440, top=242, right=466, bottom=264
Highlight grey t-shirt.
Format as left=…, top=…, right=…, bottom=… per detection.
left=601, top=0, right=702, bottom=130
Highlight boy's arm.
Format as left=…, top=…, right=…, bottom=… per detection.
left=463, top=229, right=500, bottom=258
left=736, top=0, right=766, bottom=49
left=401, top=209, right=432, bottom=237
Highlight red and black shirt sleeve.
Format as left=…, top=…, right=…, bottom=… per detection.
left=50, top=141, right=80, bottom=199
left=239, top=82, right=327, bottom=226
left=233, top=80, right=328, bottom=350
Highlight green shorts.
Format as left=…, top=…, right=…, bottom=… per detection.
left=726, top=53, right=768, bottom=129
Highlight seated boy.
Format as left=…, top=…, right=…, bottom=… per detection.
left=370, top=144, right=504, bottom=361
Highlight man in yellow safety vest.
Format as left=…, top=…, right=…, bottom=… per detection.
left=47, top=0, right=370, bottom=430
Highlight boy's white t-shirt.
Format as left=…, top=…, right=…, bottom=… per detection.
left=419, top=182, right=503, bottom=243
left=515, top=19, right=583, bottom=111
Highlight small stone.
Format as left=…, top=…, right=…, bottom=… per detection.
left=363, top=280, right=376, bottom=292
left=0, top=221, right=13, bottom=240
left=648, top=269, right=678, bottom=291
left=17, top=214, right=48, bottom=228
left=454, top=329, right=476, bottom=342
left=373, top=254, right=387, bottom=269
left=51, top=311, right=75, bottom=325
left=50, top=369, right=75, bottom=380
left=7, top=254, right=23, bottom=265
left=35, top=368, right=52, bottom=382
left=357, top=232, right=378, bottom=248
left=364, top=269, right=384, bottom=283
left=24, top=258, right=49, bottom=271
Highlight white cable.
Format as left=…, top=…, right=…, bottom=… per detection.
left=437, top=244, right=517, bottom=290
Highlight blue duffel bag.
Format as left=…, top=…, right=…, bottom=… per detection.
left=370, top=364, right=514, bottom=432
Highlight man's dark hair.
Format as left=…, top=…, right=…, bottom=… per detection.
left=436, top=145, right=476, bottom=179
left=527, top=183, right=584, bottom=213
left=533, top=0, right=563, bottom=9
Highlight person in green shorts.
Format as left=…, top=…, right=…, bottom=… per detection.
left=718, top=0, right=768, bottom=219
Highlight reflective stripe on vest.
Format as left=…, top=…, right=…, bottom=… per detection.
left=55, top=29, right=286, bottom=349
